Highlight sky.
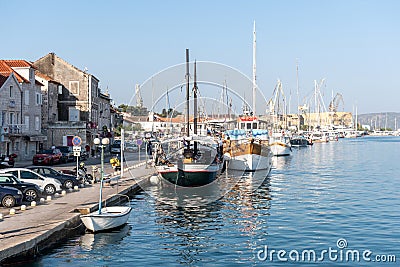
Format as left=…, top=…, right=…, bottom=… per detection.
left=2, top=0, right=399, bottom=115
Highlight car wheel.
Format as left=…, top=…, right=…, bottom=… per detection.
left=64, top=180, right=74, bottom=189
left=44, top=184, right=56, bottom=195
left=25, top=189, right=38, bottom=201
left=2, top=195, right=16, bottom=208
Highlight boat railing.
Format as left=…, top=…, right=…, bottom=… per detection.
left=105, top=193, right=130, bottom=208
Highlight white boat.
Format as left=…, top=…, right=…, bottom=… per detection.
left=81, top=137, right=132, bottom=232
left=310, top=131, right=329, bottom=142
left=81, top=206, right=132, bottom=232
left=269, top=132, right=292, bottom=156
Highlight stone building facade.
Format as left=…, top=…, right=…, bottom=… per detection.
left=33, top=53, right=112, bottom=148
left=0, top=60, right=46, bottom=161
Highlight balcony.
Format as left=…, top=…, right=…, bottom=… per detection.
left=0, top=124, right=24, bottom=136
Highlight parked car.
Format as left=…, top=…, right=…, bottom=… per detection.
left=0, top=168, right=63, bottom=195
left=0, top=185, right=23, bottom=208
left=124, top=143, right=139, bottom=152
left=110, top=143, right=121, bottom=154
left=27, top=166, right=79, bottom=189
left=0, top=173, right=42, bottom=201
left=56, top=146, right=74, bottom=163
left=0, top=153, right=17, bottom=168
left=32, top=149, right=63, bottom=165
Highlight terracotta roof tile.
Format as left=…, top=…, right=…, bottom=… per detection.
left=2, top=60, right=32, bottom=68
left=0, top=60, right=30, bottom=83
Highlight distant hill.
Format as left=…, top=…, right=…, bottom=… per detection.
left=358, top=112, right=400, bottom=130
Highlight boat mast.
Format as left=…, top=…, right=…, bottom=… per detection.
left=194, top=61, right=198, bottom=136
left=185, top=49, right=190, bottom=137
left=193, top=61, right=198, bottom=154
left=296, top=59, right=300, bottom=131
left=252, top=20, right=257, bottom=117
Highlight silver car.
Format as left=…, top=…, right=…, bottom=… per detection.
left=0, top=168, right=63, bottom=195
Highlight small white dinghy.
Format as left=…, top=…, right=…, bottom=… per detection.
left=81, top=206, right=132, bottom=232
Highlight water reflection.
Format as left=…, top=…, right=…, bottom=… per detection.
left=147, top=168, right=245, bottom=207
left=148, top=169, right=272, bottom=265
left=80, top=224, right=131, bottom=251
left=271, top=155, right=292, bottom=170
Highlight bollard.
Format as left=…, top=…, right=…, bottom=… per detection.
left=0, top=213, right=3, bottom=221
left=61, top=190, right=67, bottom=196
left=31, top=201, right=36, bottom=207
left=46, top=196, right=52, bottom=201
left=74, top=185, right=79, bottom=191
left=40, top=198, right=45, bottom=204
left=21, top=205, right=27, bottom=211
left=9, top=209, right=16, bottom=215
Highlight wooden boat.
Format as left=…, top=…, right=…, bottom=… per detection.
left=224, top=127, right=272, bottom=172
left=154, top=136, right=224, bottom=187
left=223, top=24, right=272, bottom=173
left=81, top=206, right=132, bottom=232
left=154, top=50, right=224, bottom=187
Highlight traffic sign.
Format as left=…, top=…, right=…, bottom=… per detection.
left=136, top=139, right=143, bottom=146
left=73, top=146, right=81, bottom=152
left=74, top=151, right=81, bottom=157
left=72, top=136, right=82, bottom=146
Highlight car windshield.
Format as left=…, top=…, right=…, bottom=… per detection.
left=38, top=149, right=53, bottom=154
left=112, top=144, right=121, bottom=148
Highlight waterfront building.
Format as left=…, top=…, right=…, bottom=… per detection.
left=0, top=60, right=46, bottom=161
left=33, top=53, right=113, bottom=148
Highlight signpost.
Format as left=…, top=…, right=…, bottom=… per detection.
left=137, top=139, right=143, bottom=162
left=121, top=129, right=124, bottom=178
left=73, top=136, right=82, bottom=184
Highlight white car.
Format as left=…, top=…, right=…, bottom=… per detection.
left=0, top=168, right=63, bottom=195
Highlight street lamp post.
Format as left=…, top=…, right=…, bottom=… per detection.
left=93, top=137, right=110, bottom=214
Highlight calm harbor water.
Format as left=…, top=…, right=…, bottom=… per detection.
left=19, top=136, right=399, bottom=266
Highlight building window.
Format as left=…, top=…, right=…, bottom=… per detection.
left=25, top=116, right=30, bottom=131
left=9, top=113, right=14, bottom=125
left=35, top=116, right=40, bottom=131
left=25, top=90, right=29, bottom=105
left=69, top=81, right=79, bottom=95
left=36, top=93, right=42, bottom=105
left=10, top=86, right=13, bottom=97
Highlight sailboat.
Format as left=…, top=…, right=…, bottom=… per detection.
left=267, top=80, right=292, bottom=156
left=154, top=50, right=224, bottom=187
left=81, top=142, right=131, bottom=232
left=223, top=21, right=273, bottom=172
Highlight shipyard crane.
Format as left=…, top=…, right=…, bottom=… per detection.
left=328, top=93, right=344, bottom=112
